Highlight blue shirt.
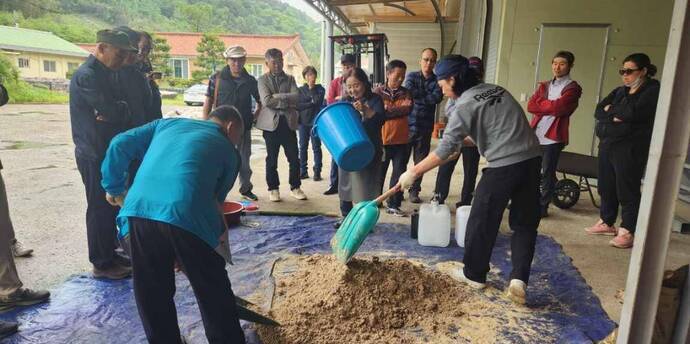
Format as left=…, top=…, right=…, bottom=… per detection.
left=101, top=118, right=240, bottom=248
left=403, top=71, right=444, bottom=133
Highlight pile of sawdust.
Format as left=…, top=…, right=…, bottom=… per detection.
left=256, top=254, right=502, bottom=343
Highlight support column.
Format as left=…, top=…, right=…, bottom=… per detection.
left=324, top=20, right=334, bottom=85
left=617, top=0, right=690, bottom=342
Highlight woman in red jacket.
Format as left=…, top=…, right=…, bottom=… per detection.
left=527, top=51, right=582, bottom=218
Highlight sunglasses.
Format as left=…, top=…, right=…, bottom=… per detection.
left=619, top=68, right=640, bottom=76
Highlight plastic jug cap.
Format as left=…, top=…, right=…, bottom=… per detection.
left=430, top=193, right=440, bottom=205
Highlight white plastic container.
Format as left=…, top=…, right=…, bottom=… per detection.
left=418, top=198, right=451, bottom=247
left=455, top=206, right=472, bottom=247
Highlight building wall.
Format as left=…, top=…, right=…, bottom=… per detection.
left=10, top=51, right=85, bottom=80
left=494, top=0, right=673, bottom=154
left=172, top=48, right=307, bottom=84
left=373, top=22, right=459, bottom=71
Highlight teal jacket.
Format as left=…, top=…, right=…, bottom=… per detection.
left=101, top=118, right=240, bottom=249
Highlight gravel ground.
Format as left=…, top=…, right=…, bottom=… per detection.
left=1, top=103, right=688, bottom=323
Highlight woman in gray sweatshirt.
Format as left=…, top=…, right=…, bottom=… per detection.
left=397, top=55, right=542, bottom=305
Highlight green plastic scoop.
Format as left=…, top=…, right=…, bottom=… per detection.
left=331, top=187, right=399, bottom=263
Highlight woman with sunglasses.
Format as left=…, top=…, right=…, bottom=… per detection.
left=586, top=53, right=660, bottom=249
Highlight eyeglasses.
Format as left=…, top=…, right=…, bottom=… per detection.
left=619, top=68, right=640, bottom=76
left=422, top=58, right=437, bottom=63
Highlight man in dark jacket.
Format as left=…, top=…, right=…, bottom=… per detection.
left=204, top=45, right=262, bottom=202
left=69, top=29, right=138, bottom=280
left=113, top=27, right=153, bottom=128
left=296, top=66, right=325, bottom=181
left=403, top=48, right=444, bottom=203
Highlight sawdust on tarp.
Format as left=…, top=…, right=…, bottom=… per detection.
left=255, top=254, right=541, bottom=344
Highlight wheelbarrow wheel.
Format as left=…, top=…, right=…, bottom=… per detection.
left=552, top=179, right=580, bottom=209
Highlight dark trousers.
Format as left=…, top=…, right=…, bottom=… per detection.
left=434, top=146, right=480, bottom=205
left=540, top=143, right=565, bottom=208
left=380, top=144, right=411, bottom=208
left=76, top=157, right=119, bottom=270
left=598, top=143, right=645, bottom=233
left=263, top=117, right=301, bottom=191
left=128, top=217, right=245, bottom=344
left=298, top=124, right=323, bottom=175
left=409, top=130, right=432, bottom=194
left=340, top=201, right=353, bottom=217
left=329, top=159, right=339, bottom=188
left=463, top=157, right=541, bottom=284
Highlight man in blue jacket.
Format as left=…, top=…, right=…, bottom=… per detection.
left=69, top=29, right=139, bottom=280
left=101, top=106, right=246, bottom=344
left=403, top=48, right=444, bottom=203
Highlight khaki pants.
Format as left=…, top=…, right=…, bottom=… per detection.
left=0, top=171, right=21, bottom=297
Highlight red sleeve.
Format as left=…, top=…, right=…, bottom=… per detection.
left=527, top=82, right=547, bottom=114
left=527, top=82, right=582, bottom=118
left=326, top=78, right=339, bottom=105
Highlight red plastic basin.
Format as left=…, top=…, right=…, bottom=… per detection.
left=222, top=201, right=244, bottom=226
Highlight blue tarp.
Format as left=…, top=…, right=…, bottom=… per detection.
left=0, top=215, right=616, bottom=343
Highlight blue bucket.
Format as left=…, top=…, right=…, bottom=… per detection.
left=313, top=102, right=374, bottom=171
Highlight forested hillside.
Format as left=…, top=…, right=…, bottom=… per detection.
left=0, top=0, right=321, bottom=63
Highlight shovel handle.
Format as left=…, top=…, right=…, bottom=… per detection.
left=374, top=185, right=401, bottom=205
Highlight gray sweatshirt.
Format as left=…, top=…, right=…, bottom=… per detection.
left=435, top=83, right=541, bottom=168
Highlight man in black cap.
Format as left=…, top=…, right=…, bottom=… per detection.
left=398, top=55, right=542, bottom=305
left=323, top=53, right=357, bottom=195
left=69, top=29, right=138, bottom=280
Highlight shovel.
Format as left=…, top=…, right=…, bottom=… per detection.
left=330, top=186, right=400, bottom=263
left=235, top=296, right=280, bottom=326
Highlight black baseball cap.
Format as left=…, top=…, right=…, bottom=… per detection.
left=341, top=53, right=356, bottom=65
left=97, top=29, right=138, bottom=52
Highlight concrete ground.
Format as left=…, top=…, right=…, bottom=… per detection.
left=1, top=104, right=689, bottom=325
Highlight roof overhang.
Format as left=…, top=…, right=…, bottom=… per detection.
left=0, top=45, right=89, bottom=58
left=307, top=0, right=459, bottom=33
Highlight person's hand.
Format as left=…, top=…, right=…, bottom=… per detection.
left=446, top=152, right=460, bottom=161
left=398, top=170, right=419, bottom=190
left=604, top=104, right=611, bottom=112
left=354, top=101, right=374, bottom=119
left=613, top=117, right=623, bottom=123
left=335, top=95, right=342, bottom=101
left=462, top=137, right=475, bottom=147
left=105, top=192, right=126, bottom=207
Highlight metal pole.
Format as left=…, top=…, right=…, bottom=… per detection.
left=617, top=0, right=690, bottom=342
left=325, top=21, right=334, bottom=85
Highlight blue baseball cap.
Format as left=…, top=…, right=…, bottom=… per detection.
left=434, top=55, right=469, bottom=80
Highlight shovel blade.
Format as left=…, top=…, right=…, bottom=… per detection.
left=331, top=200, right=380, bottom=263
left=236, top=303, right=280, bottom=326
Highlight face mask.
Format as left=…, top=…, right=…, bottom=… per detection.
left=624, top=75, right=643, bottom=89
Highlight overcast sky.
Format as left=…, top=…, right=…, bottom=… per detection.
left=281, top=0, right=324, bottom=21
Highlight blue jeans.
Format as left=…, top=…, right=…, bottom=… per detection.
left=298, top=124, right=323, bottom=175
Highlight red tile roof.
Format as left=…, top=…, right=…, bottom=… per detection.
left=77, top=43, right=97, bottom=55
left=154, top=32, right=301, bottom=57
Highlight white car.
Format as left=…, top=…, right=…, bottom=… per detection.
left=183, top=84, right=208, bottom=106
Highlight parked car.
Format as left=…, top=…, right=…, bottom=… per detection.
left=183, top=84, right=208, bottom=106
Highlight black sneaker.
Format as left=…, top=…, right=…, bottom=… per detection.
left=0, top=320, right=18, bottom=340
left=313, top=172, right=323, bottom=181
left=385, top=207, right=407, bottom=217
left=324, top=186, right=338, bottom=195
left=241, top=192, right=259, bottom=202
left=409, top=192, right=422, bottom=204
left=300, top=173, right=309, bottom=180
left=0, top=288, right=50, bottom=311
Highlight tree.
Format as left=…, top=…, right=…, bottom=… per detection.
left=178, top=3, right=213, bottom=32
left=192, top=33, right=225, bottom=82
left=150, top=35, right=172, bottom=77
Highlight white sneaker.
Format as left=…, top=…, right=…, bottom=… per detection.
left=290, top=188, right=307, bottom=200
left=506, top=279, right=526, bottom=304
left=450, top=268, right=486, bottom=290
left=269, top=190, right=281, bottom=202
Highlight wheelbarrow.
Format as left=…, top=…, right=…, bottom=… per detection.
left=553, top=151, right=599, bottom=209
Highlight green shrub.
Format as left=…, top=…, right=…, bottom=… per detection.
left=166, top=77, right=197, bottom=88
left=4, top=80, right=68, bottom=104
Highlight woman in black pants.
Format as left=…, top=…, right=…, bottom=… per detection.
left=586, top=53, right=660, bottom=249
left=433, top=57, right=483, bottom=206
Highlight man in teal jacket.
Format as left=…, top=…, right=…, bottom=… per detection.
left=101, top=106, right=246, bottom=343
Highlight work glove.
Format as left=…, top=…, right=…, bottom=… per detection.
left=105, top=192, right=126, bottom=207
left=398, top=170, right=419, bottom=191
